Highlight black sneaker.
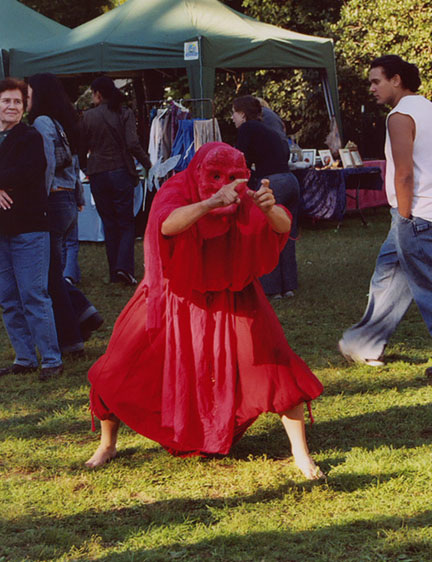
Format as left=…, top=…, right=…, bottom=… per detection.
left=0, top=364, right=37, bottom=377
left=39, top=364, right=64, bottom=382
left=115, top=269, right=138, bottom=286
left=80, top=311, right=104, bottom=342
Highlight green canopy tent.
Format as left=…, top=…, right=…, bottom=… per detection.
left=9, top=0, right=342, bottom=134
left=0, top=0, right=69, bottom=79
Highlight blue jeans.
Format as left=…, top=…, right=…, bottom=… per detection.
left=259, top=172, right=300, bottom=294
left=62, top=219, right=81, bottom=283
left=48, top=191, right=94, bottom=352
left=0, top=231, right=62, bottom=368
left=340, top=208, right=432, bottom=361
left=90, top=168, right=135, bottom=282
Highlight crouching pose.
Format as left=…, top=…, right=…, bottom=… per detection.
left=86, top=142, right=324, bottom=479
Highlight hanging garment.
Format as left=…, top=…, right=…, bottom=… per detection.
left=193, top=118, right=222, bottom=151
left=170, top=120, right=195, bottom=171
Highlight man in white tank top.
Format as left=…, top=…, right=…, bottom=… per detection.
left=339, top=55, right=432, bottom=373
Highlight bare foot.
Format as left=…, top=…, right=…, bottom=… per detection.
left=85, top=445, right=117, bottom=468
left=294, top=454, right=324, bottom=480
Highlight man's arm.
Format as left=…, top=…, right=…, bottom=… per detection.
left=388, top=112, right=415, bottom=218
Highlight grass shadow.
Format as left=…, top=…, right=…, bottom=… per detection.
left=2, top=495, right=431, bottom=561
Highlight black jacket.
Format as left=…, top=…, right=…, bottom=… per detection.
left=80, top=103, right=151, bottom=176
left=236, top=119, right=290, bottom=184
left=0, top=122, right=48, bottom=235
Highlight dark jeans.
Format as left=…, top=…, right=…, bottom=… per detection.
left=89, top=168, right=135, bottom=282
left=48, top=191, right=94, bottom=352
left=259, top=172, right=300, bottom=295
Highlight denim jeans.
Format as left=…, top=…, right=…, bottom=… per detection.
left=89, top=168, right=136, bottom=282
left=48, top=191, right=91, bottom=352
left=259, top=172, right=300, bottom=294
left=340, top=207, right=432, bottom=361
left=62, top=218, right=81, bottom=283
left=0, top=231, right=62, bottom=368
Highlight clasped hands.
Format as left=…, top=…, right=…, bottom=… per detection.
left=207, top=178, right=275, bottom=214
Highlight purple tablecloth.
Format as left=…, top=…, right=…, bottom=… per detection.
left=293, top=167, right=383, bottom=221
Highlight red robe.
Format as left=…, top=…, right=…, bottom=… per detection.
left=89, top=142, right=323, bottom=456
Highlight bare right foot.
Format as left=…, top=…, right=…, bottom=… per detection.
left=294, top=454, right=325, bottom=480
left=85, top=445, right=117, bottom=468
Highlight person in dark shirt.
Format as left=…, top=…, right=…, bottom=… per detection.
left=80, top=76, right=151, bottom=286
left=0, top=78, right=63, bottom=381
left=232, top=95, right=300, bottom=298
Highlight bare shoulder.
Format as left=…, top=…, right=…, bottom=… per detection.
left=388, top=112, right=415, bottom=139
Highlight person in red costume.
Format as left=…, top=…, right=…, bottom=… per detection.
left=86, top=142, right=324, bottom=479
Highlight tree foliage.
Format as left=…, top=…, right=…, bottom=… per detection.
left=215, top=0, right=344, bottom=147
left=330, top=0, right=432, bottom=152
left=20, top=0, right=113, bottom=28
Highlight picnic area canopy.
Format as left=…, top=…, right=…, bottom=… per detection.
left=0, top=0, right=69, bottom=79
left=9, top=0, right=342, bottom=132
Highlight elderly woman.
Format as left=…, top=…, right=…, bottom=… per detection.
left=232, top=95, right=300, bottom=299
left=0, top=78, right=62, bottom=380
left=86, top=142, right=323, bottom=480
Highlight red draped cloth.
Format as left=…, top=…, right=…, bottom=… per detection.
left=89, top=142, right=323, bottom=456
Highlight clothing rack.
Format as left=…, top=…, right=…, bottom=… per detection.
left=143, top=97, right=216, bottom=139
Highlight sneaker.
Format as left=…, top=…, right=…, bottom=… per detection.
left=80, top=311, right=104, bottom=342
left=64, top=276, right=75, bottom=286
left=0, top=363, right=37, bottom=377
left=39, top=364, right=64, bottom=382
left=283, top=291, right=295, bottom=298
left=425, top=366, right=432, bottom=378
left=115, top=269, right=138, bottom=286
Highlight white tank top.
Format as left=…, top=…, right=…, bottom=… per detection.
left=385, top=95, right=432, bottom=220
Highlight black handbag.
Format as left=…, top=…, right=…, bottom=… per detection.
left=52, top=118, right=73, bottom=170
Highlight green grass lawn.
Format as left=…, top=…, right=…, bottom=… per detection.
left=1, top=207, right=432, bottom=562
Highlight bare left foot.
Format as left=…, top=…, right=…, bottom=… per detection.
left=85, top=445, right=117, bottom=468
left=294, top=454, right=325, bottom=480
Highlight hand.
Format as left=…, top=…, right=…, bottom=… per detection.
left=0, top=190, right=13, bottom=210
left=78, top=205, right=84, bottom=212
left=206, top=178, right=248, bottom=210
left=247, top=179, right=275, bottom=214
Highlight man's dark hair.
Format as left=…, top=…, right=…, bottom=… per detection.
left=233, top=95, right=262, bottom=121
left=370, top=55, right=421, bottom=92
left=0, top=78, right=27, bottom=108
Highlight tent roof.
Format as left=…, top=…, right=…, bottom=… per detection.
left=9, top=0, right=335, bottom=74
left=0, top=0, right=68, bottom=49
left=8, top=0, right=341, bottom=133
left=0, top=0, right=69, bottom=78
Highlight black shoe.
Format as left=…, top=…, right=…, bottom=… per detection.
left=425, top=366, right=432, bottom=378
left=115, top=269, right=138, bottom=286
left=0, top=364, right=37, bottom=377
left=62, top=349, right=85, bottom=359
left=39, top=364, right=64, bottom=382
left=64, top=276, right=75, bottom=286
left=80, top=311, right=104, bottom=342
